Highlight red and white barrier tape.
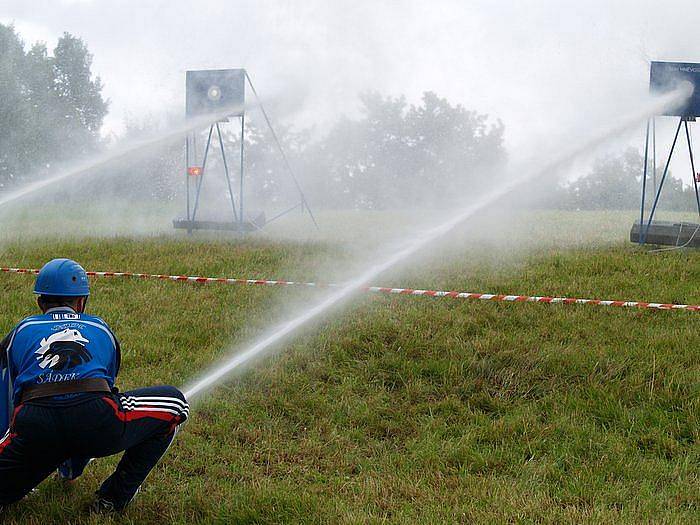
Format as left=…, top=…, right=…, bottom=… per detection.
left=1, top=266, right=698, bottom=312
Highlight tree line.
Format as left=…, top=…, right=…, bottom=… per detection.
left=0, top=24, right=107, bottom=188
left=1, top=22, right=696, bottom=213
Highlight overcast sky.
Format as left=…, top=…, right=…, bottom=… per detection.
left=4, top=0, right=700, bottom=163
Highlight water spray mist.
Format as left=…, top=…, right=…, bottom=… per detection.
left=182, top=84, right=693, bottom=401
left=0, top=102, right=256, bottom=210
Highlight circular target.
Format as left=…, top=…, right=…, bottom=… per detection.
left=207, top=85, right=222, bottom=101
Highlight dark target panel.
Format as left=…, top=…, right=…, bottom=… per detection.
left=186, top=69, right=245, bottom=118
left=650, top=61, right=700, bottom=117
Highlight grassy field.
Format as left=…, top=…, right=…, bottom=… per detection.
left=0, top=212, right=698, bottom=524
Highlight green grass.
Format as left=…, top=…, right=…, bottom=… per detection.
left=0, top=216, right=698, bottom=524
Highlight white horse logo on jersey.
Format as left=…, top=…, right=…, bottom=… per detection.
left=35, top=329, right=91, bottom=371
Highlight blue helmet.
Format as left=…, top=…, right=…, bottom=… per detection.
left=34, top=258, right=90, bottom=297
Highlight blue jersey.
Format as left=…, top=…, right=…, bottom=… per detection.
left=0, top=307, right=121, bottom=434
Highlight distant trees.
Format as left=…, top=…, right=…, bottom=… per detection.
left=555, top=148, right=698, bottom=212
left=217, top=121, right=311, bottom=209
left=560, top=148, right=642, bottom=210
left=8, top=22, right=695, bottom=214
left=0, top=24, right=107, bottom=186
left=168, top=92, right=507, bottom=211
left=89, top=116, right=183, bottom=203
left=302, top=91, right=507, bottom=209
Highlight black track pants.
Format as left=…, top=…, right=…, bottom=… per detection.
left=0, top=385, right=188, bottom=510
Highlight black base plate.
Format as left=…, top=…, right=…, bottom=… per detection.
left=630, top=220, right=700, bottom=247
left=173, top=219, right=262, bottom=233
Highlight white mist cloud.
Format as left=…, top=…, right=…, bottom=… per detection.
left=4, top=0, right=700, bottom=168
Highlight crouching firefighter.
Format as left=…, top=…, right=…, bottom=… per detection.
left=0, top=258, right=189, bottom=513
